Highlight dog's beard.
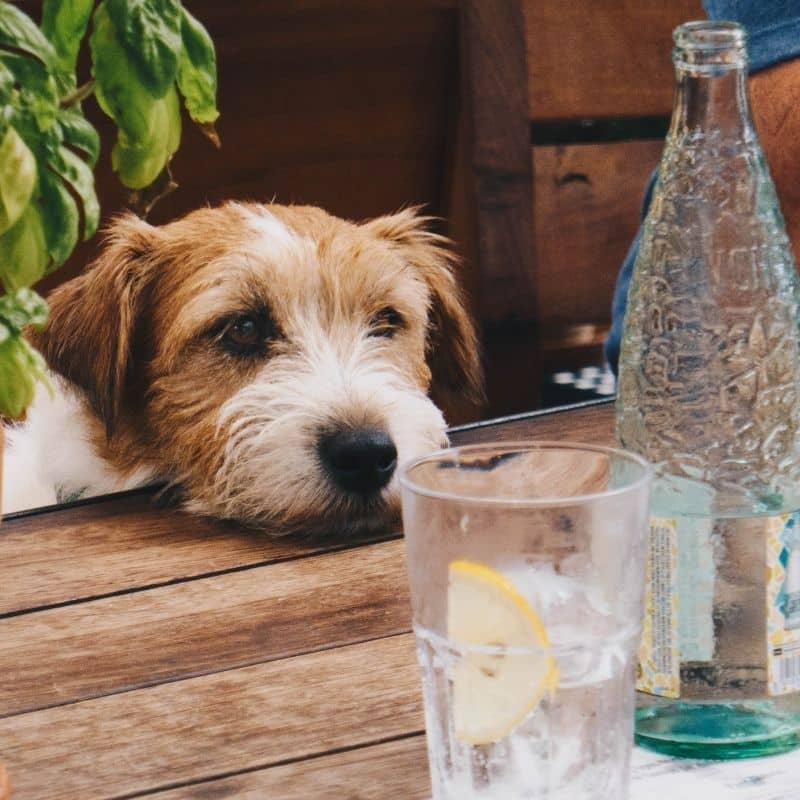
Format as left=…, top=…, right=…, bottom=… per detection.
left=192, top=334, right=448, bottom=536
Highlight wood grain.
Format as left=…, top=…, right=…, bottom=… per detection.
left=0, top=635, right=423, bottom=800
left=524, top=0, right=704, bottom=120
left=455, top=0, right=540, bottom=416
left=534, top=140, right=664, bottom=327
left=0, top=404, right=614, bottom=618
left=0, top=404, right=620, bottom=800
left=458, top=0, right=537, bottom=324
left=449, top=400, right=615, bottom=447
left=150, top=736, right=430, bottom=799
left=0, top=540, right=411, bottom=717
left=0, top=493, right=398, bottom=616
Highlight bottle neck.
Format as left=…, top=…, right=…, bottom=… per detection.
left=668, top=65, right=755, bottom=142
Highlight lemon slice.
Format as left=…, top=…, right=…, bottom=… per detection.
left=448, top=559, right=559, bottom=744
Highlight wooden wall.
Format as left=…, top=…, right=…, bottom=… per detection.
left=525, top=0, right=703, bottom=374
left=447, top=0, right=703, bottom=417
left=28, top=0, right=706, bottom=420
left=36, top=0, right=461, bottom=292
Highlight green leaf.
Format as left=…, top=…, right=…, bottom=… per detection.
left=92, top=3, right=182, bottom=190
left=37, top=167, right=79, bottom=267
left=4, top=109, right=90, bottom=267
left=105, top=0, right=182, bottom=97
left=0, top=3, right=58, bottom=70
left=0, top=59, right=12, bottom=99
left=112, top=83, right=180, bottom=189
left=0, top=50, right=60, bottom=132
left=0, top=204, right=49, bottom=290
left=177, top=7, right=218, bottom=125
left=0, top=332, right=49, bottom=418
left=0, top=62, right=13, bottom=140
left=0, top=126, right=36, bottom=236
left=0, top=103, right=11, bottom=141
left=91, top=2, right=160, bottom=142
left=41, top=0, right=96, bottom=75
left=0, top=287, right=48, bottom=333
left=51, top=145, right=99, bottom=239
left=57, top=108, right=100, bottom=167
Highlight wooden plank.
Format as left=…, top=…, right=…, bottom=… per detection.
left=149, top=736, right=430, bottom=799
left=456, top=0, right=541, bottom=417
left=0, top=493, right=398, bottom=615
left=449, top=400, right=615, bottom=447
left=0, top=540, right=411, bottom=717
left=0, top=403, right=610, bottom=618
left=524, top=0, right=704, bottom=120
left=458, top=0, right=537, bottom=324
left=534, top=140, right=664, bottom=328
left=0, top=635, right=423, bottom=800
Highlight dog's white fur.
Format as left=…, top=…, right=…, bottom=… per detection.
left=3, top=203, right=481, bottom=534
left=3, top=382, right=156, bottom=511
left=209, top=323, right=447, bottom=525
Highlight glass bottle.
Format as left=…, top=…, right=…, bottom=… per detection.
left=616, top=21, right=800, bottom=758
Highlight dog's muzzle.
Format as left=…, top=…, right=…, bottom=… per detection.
left=318, top=426, right=397, bottom=496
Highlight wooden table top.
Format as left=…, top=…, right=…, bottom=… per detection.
left=2, top=398, right=799, bottom=800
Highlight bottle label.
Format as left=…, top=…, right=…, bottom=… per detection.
left=637, top=517, right=681, bottom=697
left=767, top=513, right=800, bottom=695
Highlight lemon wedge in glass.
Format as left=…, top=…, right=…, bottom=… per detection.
left=448, top=559, right=559, bottom=744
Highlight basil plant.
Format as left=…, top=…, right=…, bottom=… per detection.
left=0, top=0, right=219, bottom=418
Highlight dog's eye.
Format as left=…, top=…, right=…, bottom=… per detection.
left=368, top=307, right=405, bottom=338
left=221, top=314, right=267, bottom=355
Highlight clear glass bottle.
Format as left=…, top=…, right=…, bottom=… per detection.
left=616, top=21, right=800, bottom=758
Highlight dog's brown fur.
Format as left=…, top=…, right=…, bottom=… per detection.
left=29, top=202, right=482, bottom=532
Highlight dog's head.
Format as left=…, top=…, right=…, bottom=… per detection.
left=35, top=203, right=482, bottom=534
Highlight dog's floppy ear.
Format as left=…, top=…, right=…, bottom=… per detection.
left=365, top=208, right=484, bottom=405
left=32, top=213, right=160, bottom=436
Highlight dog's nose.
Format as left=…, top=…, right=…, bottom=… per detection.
left=319, top=428, right=398, bottom=495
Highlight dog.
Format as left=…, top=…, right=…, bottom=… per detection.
left=2, top=202, right=482, bottom=535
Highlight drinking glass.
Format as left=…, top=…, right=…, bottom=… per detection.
left=399, top=441, right=652, bottom=799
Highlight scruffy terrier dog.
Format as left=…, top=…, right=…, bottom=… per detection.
left=3, top=203, right=482, bottom=535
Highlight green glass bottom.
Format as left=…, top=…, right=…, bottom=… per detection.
left=635, top=702, right=800, bottom=759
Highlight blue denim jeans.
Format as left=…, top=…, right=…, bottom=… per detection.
left=604, top=0, right=800, bottom=373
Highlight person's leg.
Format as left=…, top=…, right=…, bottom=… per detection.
left=750, top=58, right=800, bottom=264
left=604, top=172, right=656, bottom=371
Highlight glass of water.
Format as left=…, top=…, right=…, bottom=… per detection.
left=399, top=441, right=652, bottom=799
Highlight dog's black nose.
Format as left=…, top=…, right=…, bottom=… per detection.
left=319, top=428, right=397, bottom=495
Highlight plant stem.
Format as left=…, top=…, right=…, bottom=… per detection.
left=60, top=79, right=96, bottom=109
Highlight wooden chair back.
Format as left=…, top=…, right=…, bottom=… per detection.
left=448, top=0, right=702, bottom=417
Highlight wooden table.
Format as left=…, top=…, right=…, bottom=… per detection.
left=2, top=399, right=799, bottom=799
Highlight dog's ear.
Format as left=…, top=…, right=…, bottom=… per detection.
left=32, top=213, right=160, bottom=436
left=365, top=208, right=485, bottom=406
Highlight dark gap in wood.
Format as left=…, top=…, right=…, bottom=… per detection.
left=531, top=115, right=670, bottom=145
left=113, top=730, right=427, bottom=800
left=0, top=531, right=402, bottom=621
left=448, top=396, right=614, bottom=437
left=1, top=484, right=162, bottom=522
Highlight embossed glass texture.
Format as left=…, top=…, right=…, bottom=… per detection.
left=617, top=21, right=800, bottom=514
left=616, top=21, right=800, bottom=759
